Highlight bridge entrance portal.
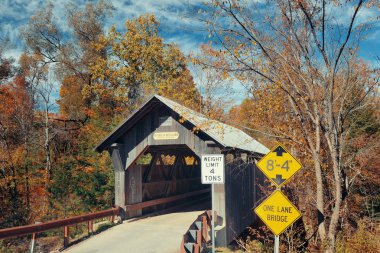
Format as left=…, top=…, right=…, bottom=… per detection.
left=127, top=145, right=210, bottom=217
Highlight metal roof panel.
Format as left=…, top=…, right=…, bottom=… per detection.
left=154, top=95, right=269, bottom=154
left=95, top=94, right=269, bottom=154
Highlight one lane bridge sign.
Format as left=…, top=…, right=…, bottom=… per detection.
left=256, top=145, right=302, bottom=187
left=201, top=154, right=224, bottom=184
left=254, top=190, right=301, bottom=236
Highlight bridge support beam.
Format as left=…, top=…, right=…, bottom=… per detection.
left=125, top=165, right=142, bottom=218
left=110, top=144, right=127, bottom=220
left=214, top=184, right=227, bottom=247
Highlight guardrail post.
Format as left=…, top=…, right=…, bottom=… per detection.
left=88, top=220, right=93, bottom=235
left=196, top=230, right=201, bottom=245
left=193, top=244, right=200, bottom=253
left=30, top=233, right=36, bottom=253
left=201, top=215, right=207, bottom=242
left=63, top=226, right=69, bottom=248
left=180, top=237, right=186, bottom=253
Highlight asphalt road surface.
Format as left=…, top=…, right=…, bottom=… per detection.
left=64, top=201, right=209, bottom=253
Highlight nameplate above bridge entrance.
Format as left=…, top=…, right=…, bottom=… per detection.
left=201, top=154, right=224, bottom=184
left=256, top=145, right=302, bottom=187
left=254, top=190, right=301, bottom=236
left=153, top=132, right=179, bottom=140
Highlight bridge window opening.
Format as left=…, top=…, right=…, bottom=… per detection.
left=184, top=156, right=197, bottom=165
left=157, top=154, right=176, bottom=165
left=136, top=153, right=152, bottom=165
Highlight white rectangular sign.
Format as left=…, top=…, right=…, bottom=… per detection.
left=201, top=154, right=224, bottom=184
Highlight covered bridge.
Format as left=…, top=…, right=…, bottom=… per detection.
left=95, top=95, right=269, bottom=246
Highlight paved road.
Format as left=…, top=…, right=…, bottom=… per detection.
left=64, top=202, right=209, bottom=253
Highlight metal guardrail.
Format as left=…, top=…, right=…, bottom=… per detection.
left=180, top=210, right=215, bottom=253
left=0, top=188, right=210, bottom=250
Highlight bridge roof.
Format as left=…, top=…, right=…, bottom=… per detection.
left=95, top=94, right=269, bottom=154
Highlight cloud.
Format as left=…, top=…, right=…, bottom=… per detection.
left=2, top=0, right=379, bottom=106
left=328, top=2, right=379, bottom=27
left=110, top=0, right=205, bottom=32
left=3, top=48, right=22, bottom=61
left=107, top=0, right=208, bottom=57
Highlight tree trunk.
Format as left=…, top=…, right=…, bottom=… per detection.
left=327, top=146, right=343, bottom=252
left=44, top=100, right=52, bottom=215
left=23, top=132, right=30, bottom=212
left=313, top=151, right=327, bottom=243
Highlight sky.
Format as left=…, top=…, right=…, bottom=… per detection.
left=1, top=0, right=379, bottom=106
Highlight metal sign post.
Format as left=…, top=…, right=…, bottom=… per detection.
left=273, top=186, right=280, bottom=253
left=212, top=184, right=215, bottom=253
left=274, top=235, right=279, bottom=253
left=201, top=154, right=224, bottom=253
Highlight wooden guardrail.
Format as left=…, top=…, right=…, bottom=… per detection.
left=0, top=188, right=210, bottom=250
left=0, top=206, right=121, bottom=247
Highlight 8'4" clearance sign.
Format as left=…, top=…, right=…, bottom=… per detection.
left=254, top=144, right=303, bottom=236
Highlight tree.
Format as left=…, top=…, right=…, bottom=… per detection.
left=22, top=0, right=113, bottom=121
left=0, top=74, right=33, bottom=227
left=0, top=39, right=14, bottom=84
left=18, top=0, right=115, bottom=220
left=199, top=0, right=379, bottom=250
left=58, top=75, right=88, bottom=121
left=87, top=14, right=201, bottom=116
left=191, top=44, right=236, bottom=120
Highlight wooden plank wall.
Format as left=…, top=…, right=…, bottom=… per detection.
left=125, top=164, right=142, bottom=218
left=111, top=104, right=226, bottom=224
left=224, top=153, right=265, bottom=244
left=120, top=104, right=220, bottom=169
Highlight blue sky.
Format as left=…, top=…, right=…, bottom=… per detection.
left=0, top=0, right=208, bottom=58
left=1, top=0, right=379, bottom=105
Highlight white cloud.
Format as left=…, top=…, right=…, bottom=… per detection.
left=109, top=0, right=205, bottom=32
left=328, top=2, right=379, bottom=27
left=367, top=29, right=380, bottom=41
left=166, top=34, right=200, bottom=54
left=3, top=48, right=22, bottom=61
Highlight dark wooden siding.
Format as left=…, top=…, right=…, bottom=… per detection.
left=224, top=154, right=265, bottom=243
left=117, top=104, right=221, bottom=170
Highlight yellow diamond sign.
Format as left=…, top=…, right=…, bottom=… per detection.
left=254, top=190, right=301, bottom=235
left=257, top=145, right=302, bottom=187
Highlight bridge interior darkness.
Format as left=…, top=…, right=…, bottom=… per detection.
left=129, top=145, right=210, bottom=215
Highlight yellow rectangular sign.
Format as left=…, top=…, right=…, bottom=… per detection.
left=254, top=190, right=301, bottom=235
left=153, top=132, right=179, bottom=140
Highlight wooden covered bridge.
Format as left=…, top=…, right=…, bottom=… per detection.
left=95, top=95, right=269, bottom=247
